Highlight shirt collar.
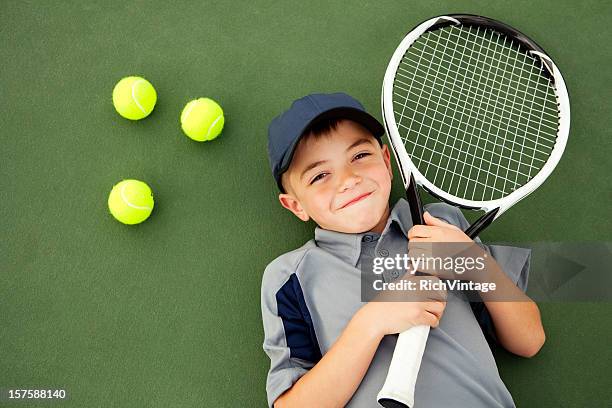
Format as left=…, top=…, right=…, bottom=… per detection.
left=314, top=198, right=414, bottom=266
left=387, top=197, right=413, bottom=238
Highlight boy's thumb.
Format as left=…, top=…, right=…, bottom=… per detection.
left=423, top=211, right=449, bottom=227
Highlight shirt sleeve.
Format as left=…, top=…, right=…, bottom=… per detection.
left=423, top=203, right=532, bottom=345
left=261, top=258, right=320, bottom=407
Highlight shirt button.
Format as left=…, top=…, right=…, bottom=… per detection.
left=378, top=249, right=389, bottom=257
left=391, top=271, right=399, bottom=278
left=363, top=235, right=372, bottom=242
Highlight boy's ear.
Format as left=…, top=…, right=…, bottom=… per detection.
left=382, top=144, right=393, bottom=180
left=279, top=193, right=310, bottom=222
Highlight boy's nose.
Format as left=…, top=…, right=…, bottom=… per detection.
left=338, top=169, right=362, bottom=191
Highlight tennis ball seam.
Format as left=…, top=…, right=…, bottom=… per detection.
left=182, top=101, right=196, bottom=124
left=131, top=79, right=148, bottom=115
left=205, top=115, right=223, bottom=140
left=120, top=184, right=153, bottom=210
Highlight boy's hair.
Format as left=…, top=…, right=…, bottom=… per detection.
left=302, top=117, right=342, bottom=141
left=280, top=118, right=382, bottom=193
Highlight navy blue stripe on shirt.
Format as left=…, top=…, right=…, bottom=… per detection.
left=276, top=274, right=322, bottom=362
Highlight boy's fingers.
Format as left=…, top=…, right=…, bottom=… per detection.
left=408, top=225, right=433, bottom=238
left=421, top=310, right=442, bottom=328
left=427, top=300, right=447, bottom=317
left=418, top=276, right=447, bottom=302
left=423, top=211, right=461, bottom=231
left=425, top=286, right=448, bottom=302
left=423, top=211, right=449, bottom=227
left=408, top=241, right=433, bottom=255
left=420, top=312, right=438, bottom=328
left=421, top=300, right=446, bottom=328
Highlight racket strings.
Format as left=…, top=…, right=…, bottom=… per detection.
left=393, top=25, right=560, bottom=201
left=423, top=27, right=551, bottom=193
left=401, top=36, right=558, bottom=112
left=392, top=84, right=555, bottom=158
left=394, top=64, right=559, bottom=131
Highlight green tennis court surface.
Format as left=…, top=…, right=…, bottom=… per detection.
left=2, top=1, right=610, bottom=406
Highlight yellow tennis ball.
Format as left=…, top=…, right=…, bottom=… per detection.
left=112, top=76, right=157, bottom=120
left=108, top=179, right=154, bottom=225
left=180, top=98, right=225, bottom=141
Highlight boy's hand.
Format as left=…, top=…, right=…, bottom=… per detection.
left=408, top=211, right=472, bottom=243
left=408, top=211, right=485, bottom=280
left=360, top=274, right=447, bottom=337
left=360, top=213, right=473, bottom=337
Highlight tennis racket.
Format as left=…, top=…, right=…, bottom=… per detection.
left=377, top=14, right=569, bottom=407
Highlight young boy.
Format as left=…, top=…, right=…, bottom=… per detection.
left=261, top=93, right=545, bottom=407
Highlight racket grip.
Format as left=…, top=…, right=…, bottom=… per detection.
left=377, top=325, right=430, bottom=408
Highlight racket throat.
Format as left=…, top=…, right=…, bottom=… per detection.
left=465, top=208, right=500, bottom=238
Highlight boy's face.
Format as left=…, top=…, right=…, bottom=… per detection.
left=279, top=120, right=393, bottom=234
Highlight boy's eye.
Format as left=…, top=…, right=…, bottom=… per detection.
left=354, top=152, right=371, bottom=160
left=310, top=173, right=328, bottom=184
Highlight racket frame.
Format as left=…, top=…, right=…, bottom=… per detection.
left=377, top=15, right=570, bottom=407
left=382, top=14, right=570, bottom=232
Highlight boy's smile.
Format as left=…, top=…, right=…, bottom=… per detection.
left=338, top=191, right=373, bottom=209
left=279, top=120, right=393, bottom=234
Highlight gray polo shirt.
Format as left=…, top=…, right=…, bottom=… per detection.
left=261, top=199, right=530, bottom=407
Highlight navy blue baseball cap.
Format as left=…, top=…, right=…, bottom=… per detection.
left=267, top=93, right=385, bottom=192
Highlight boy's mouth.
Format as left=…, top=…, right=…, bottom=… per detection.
left=338, top=191, right=373, bottom=209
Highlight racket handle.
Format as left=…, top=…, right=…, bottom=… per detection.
left=377, top=174, right=428, bottom=407
left=377, top=325, right=430, bottom=408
